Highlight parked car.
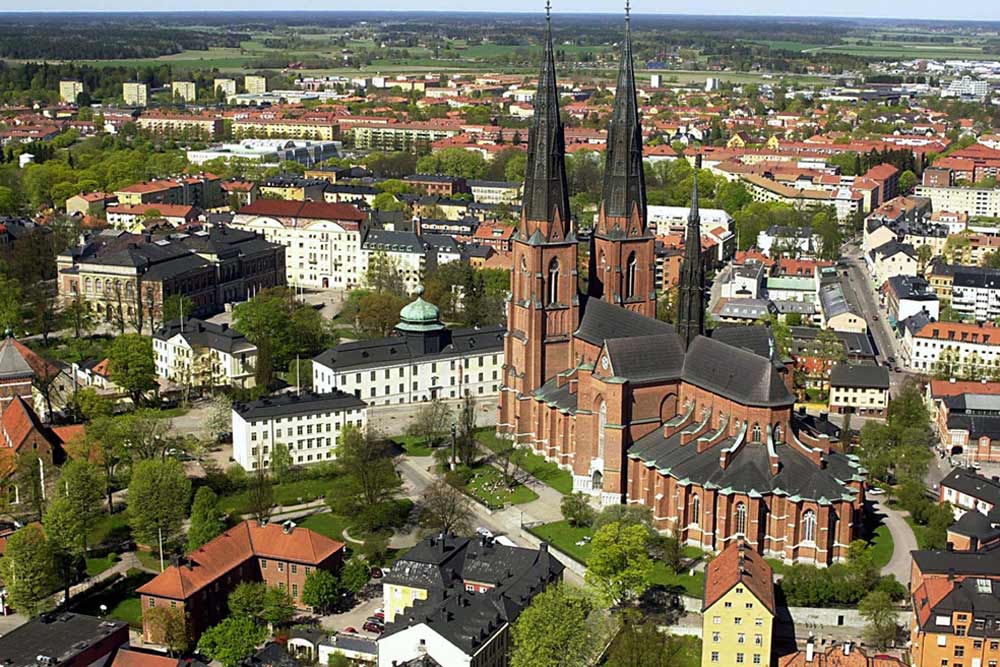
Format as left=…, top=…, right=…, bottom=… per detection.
left=370, top=567, right=384, bottom=579
left=366, top=616, right=383, bottom=625
left=476, top=527, right=494, bottom=539
left=363, top=620, right=385, bottom=634
left=868, top=487, right=885, bottom=496
left=343, top=627, right=357, bottom=634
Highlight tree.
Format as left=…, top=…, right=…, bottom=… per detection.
left=371, top=191, right=407, bottom=212
left=405, top=397, right=452, bottom=447
left=302, top=568, right=341, bottom=612
left=918, top=244, right=934, bottom=272
left=187, top=486, right=224, bottom=552
left=419, top=478, right=474, bottom=535
left=205, top=395, right=233, bottom=442
left=561, top=493, right=596, bottom=528
left=455, top=392, right=479, bottom=467
left=269, top=442, right=293, bottom=482
left=107, top=333, right=157, bottom=406
left=363, top=251, right=407, bottom=297
left=0, top=523, right=57, bottom=617
left=339, top=557, right=372, bottom=595
left=606, top=611, right=691, bottom=667
left=161, top=294, right=194, bottom=324
left=899, top=170, right=918, bottom=194
left=145, top=606, right=191, bottom=656
left=197, top=617, right=268, bottom=667
left=247, top=464, right=274, bottom=525
left=328, top=426, right=402, bottom=529
left=55, top=460, right=105, bottom=550
left=859, top=590, right=898, bottom=649
left=0, top=275, right=22, bottom=334
left=227, top=581, right=294, bottom=626
left=127, top=459, right=191, bottom=571
left=585, top=521, right=654, bottom=606
left=12, top=451, right=55, bottom=522
left=511, top=584, right=607, bottom=667
left=416, top=147, right=488, bottom=179
left=233, top=287, right=332, bottom=369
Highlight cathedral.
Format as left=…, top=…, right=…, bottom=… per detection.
left=497, top=9, right=866, bottom=566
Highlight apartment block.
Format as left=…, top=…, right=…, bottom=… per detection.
left=123, top=82, right=148, bottom=107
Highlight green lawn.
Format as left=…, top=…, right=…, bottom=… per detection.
left=85, top=555, right=118, bottom=577
left=869, top=523, right=895, bottom=570
left=904, top=515, right=933, bottom=550
left=602, top=633, right=701, bottom=666
left=88, top=511, right=130, bottom=546
left=477, top=431, right=574, bottom=495
left=72, top=569, right=153, bottom=628
left=218, top=477, right=336, bottom=515
left=393, top=434, right=437, bottom=458
left=298, top=512, right=352, bottom=542
left=136, top=550, right=165, bottom=572
left=463, top=464, right=539, bottom=508
left=529, top=520, right=705, bottom=598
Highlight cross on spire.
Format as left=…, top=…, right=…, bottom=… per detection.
left=545, top=0, right=551, bottom=21
left=625, top=0, right=630, bottom=21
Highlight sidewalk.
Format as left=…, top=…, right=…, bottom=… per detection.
left=68, top=551, right=142, bottom=600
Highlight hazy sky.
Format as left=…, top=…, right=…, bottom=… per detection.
left=0, top=0, right=997, bottom=21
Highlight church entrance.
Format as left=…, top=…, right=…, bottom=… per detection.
left=591, top=470, right=603, bottom=490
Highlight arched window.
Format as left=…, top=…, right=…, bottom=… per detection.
left=597, top=401, right=607, bottom=460
left=691, top=495, right=701, bottom=527
left=599, top=250, right=607, bottom=273
left=774, top=423, right=782, bottom=443
left=735, top=502, right=747, bottom=535
left=547, top=258, right=559, bottom=306
left=802, top=510, right=816, bottom=544
left=752, top=423, right=762, bottom=443
left=626, top=252, right=637, bottom=299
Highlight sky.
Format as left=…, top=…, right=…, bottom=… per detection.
left=0, top=0, right=997, bottom=21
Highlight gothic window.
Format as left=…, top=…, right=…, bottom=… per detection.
left=520, top=255, right=527, bottom=272
left=599, top=250, right=607, bottom=273
left=597, top=401, right=607, bottom=460
left=774, top=423, right=782, bottom=443
left=547, top=258, right=559, bottom=306
left=691, top=495, right=701, bottom=527
left=802, top=510, right=817, bottom=544
left=735, top=502, right=747, bottom=536
left=751, top=423, right=762, bottom=443
left=626, top=252, right=637, bottom=299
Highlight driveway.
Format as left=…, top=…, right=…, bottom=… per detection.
left=872, top=499, right=918, bottom=586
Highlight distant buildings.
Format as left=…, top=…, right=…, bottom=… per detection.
left=58, top=80, right=83, bottom=104
left=0, top=612, right=128, bottom=667
left=942, top=75, right=990, bottom=100
left=378, top=534, right=564, bottom=667
left=170, top=81, right=197, bottom=103
left=232, top=390, right=367, bottom=471
left=187, top=139, right=342, bottom=167
left=113, top=174, right=223, bottom=209
left=153, top=317, right=257, bottom=390
left=702, top=542, right=775, bottom=667
left=915, top=185, right=1000, bottom=219
left=123, top=82, right=148, bottom=107
left=213, top=78, right=237, bottom=97
left=136, top=112, right=223, bottom=139
left=468, top=179, right=521, bottom=204
left=244, top=75, right=268, bottom=95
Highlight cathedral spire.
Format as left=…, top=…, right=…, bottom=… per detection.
left=520, top=0, right=571, bottom=236
left=599, top=0, right=646, bottom=222
left=676, top=156, right=705, bottom=348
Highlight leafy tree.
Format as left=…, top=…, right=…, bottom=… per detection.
left=327, top=426, right=402, bottom=530
left=12, top=451, right=55, bottom=522
left=247, top=465, right=274, bottom=525
left=606, top=611, right=692, bottom=667
left=419, top=478, right=474, bottom=535
left=0, top=275, right=23, bottom=334
left=233, top=287, right=332, bottom=369
left=145, top=606, right=191, bottom=656
left=416, top=147, right=488, bottom=179
left=107, top=333, right=157, bottom=405
left=586, top=522, right=654, bottom=607
left=363, top=251, right=407, bottom=297
left=898, top=170, right=918, bottom=194
left=269, top=442, right=293, bottom=482
left=302, top=568, right=341, bottom=612
left=511, top=584, right=607, bottom=667
left=455, top=392, right=479, bottom=467
left=228, top=581, right=294, bottom=626
left=339, top=557, right=372, bottom=594
left=561, top=493, right=596, bottom=528
left=0, top=523, right=57, bottom=617
left=196, top=616, right=268, bottom=667
left=53, top=459, right=104, bottom=550
left=127, top=458, right=191, bottom=570
left=187, top=486, right=224, bottom=552
left=593, top=504, right=654, bottom=533
left=161, top=294, right=194, bottom=324
left=405, top=396, right=452, bottom=446
left=371, top=191, right=407, bottom=212
left=859, top=590, right=898, bottom=649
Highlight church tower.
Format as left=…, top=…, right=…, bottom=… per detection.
left=676, top=159, right=705, bottom=348
left=499, top=3, right=579, bottom=442
left=589, top=3, right=656, bottom=318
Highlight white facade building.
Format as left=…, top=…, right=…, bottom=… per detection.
left=647, top=205, right=734, bottom=238
left=952, top=269, right=1000, bottom=323
left=903, top=320, right=1000, bottom=375
left=152, top=318, right=257, bottom=390
left=232, top=390, right=368, bottom=471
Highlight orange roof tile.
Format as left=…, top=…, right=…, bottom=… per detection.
left=238, top=200, right=364, bottom=225
left=703, top=541, right=775, bottom=614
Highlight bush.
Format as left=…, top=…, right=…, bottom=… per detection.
left=593, top=504, right=654, bottom=533
left=561, top=493, right=596, bottom=528
left=875, top=574, right=907, bottom=602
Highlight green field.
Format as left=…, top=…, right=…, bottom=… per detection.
left=807, top=42, right=986, bottom=59
left=463, top=463, right=539, bottom=508
left=298, top=512, right=352, bottom=542
left=478, top=431, right=574, bottom=495
left=217, top=476, right=336, bottom=515
left=73, top=569, right=154, bottom=628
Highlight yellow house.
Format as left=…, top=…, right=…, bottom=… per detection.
left=384, top=581, right=428, bottom=623
left=766, top=135, right=781, bottom=150
left=702, top=542, right=776, bottom=667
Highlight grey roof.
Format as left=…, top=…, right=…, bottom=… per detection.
left=574, top=296, right=674, bottom=346
left=948, top=508, right=1000, bottom=542
left=717, top=298, right=775, bottom=320
left=912, top=546, right=1000, bottom=576
left=711, top=325, right=775, bottom=360
left=683, top=336, right=793, bottom=407
left=941, top=468, right=1000, bottom=507
left=363, top=229, right=425, bottom=254
left=915, top=577, right=1000, bottom=636
left=829, top=363, right=889, bottom=390
left=628, top=414, right=861, bottom=502
left=313, top=325, right=503, bottom=372
left=887, top=275, right=937, bottom=301
left=605, top=334, right=686, bottom=383
left=154, top=318, right=255, bottom=355
left=468, top=180, right=519, bottom=188
left=899, top=310, right=933, bottom=337
left=947, top=413, right=1000, bottom=441
left=0, top=613, right=127, bottom=667
left=771, top=300, right=818, bottom=315
left=872, top=239, right=917, bottom=260
left=818, top=282, right=854, bottom=320
left=0, top=337, right=33, bottom=378
left=321, top=635, right=377, bottom=656
left=533, top=377, right=579, bottom=412
left=954, top=267, right=1000, bottom=290
left=945, top=393, right=1000, bottom=413
left=764, top=225, right=813, bottom=238
left=234, top=390, right=366, bottom=420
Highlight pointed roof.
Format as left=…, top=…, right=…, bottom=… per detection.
left=0, top=336, right=60, bottom=382
left=676, top=165, right=706, bottom=348
left=600, top=6, right=646, bottom=223
left=520, top=3, right=571, bottom=231
left=704, top=541, right=775, bottom=614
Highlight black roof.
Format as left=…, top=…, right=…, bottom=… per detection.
left=915, top=577, right=1000, bottom=636
left=605, top=334, right=685, bottom=383
left=0, top=613, right=127, bottom=667
left=234, top=390, right=366, bottom=420
left=886, top=274, right=937, bottom=301
left=954, top=267, right=1000, bottom=290
left=947, top=413, right=1000, bottom=441
left=682, top=336, right=793, bottom=407
left=313, top=326, right=503, bottom=372
left=575, top=296, right=674, bottom=346
left=829, top=363, right=890, bottom=390
left=912, top=546, right=1000, bottom=576
left=243, top=643, right=301, bottom=667
left=629, top=415, right=862, bottom=502
left=948, top=508, right=1000, bottom=542
left=941, top=468, right=1000, bottom=507
left=711, top=324, right=774, bottom=360
left=153, top=317, right=254, bottom=354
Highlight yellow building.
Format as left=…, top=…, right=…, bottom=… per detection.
left=214, top=78, right=237, bottom=98
left=123, top=82, right=149, bottom=107
left=59, top=80, right=83, bottom=104
left=232, top=118, right=338, bottom=141
left=702, top=542, right=776, bottom=667
left=172, top=81, right=197, bottom=103
left=244, top=75, right=268, bottom=95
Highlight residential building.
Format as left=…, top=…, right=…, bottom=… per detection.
left=648, top=204, right=734, bottom=238
left=0, top=613, right=128, bottom=667
left=138, top=520, right=345, bottom=643
left=702, top=542, right=775, bottom=667
left=911, top=571, right=1000, bottom=667
left=57, top=227, right=285, bottom=327
left=137, top=112, right=222, bottom=139
left=220, top=180, right=258, bottom=208
left=106, top=203, right=200, bottom=231
left=468, top=180, right=521, bottom=204
left=765, top=273, right=817, bottom=303
left=942, top=76, right=991, bottom=100
left=59, top=80, right=83, bottom=104
left=472, top=220, right=515, bottom=253
left=232, top=117, right=339, bottom=142
left=885, top=275, right=940, bottom=326
left=232, top=390, right=367, bottom=471
left=818, top=281, right=866, bottom=333
left=828, top=363, right=890, bottom=417
left=788, top=326, right=876, bottom=390
left=779, top=641, right=907, bottom=667
left=742, top=174, right=861, bottom=222
left=756, top=225, right=819, bottom=257
left=123, top=82, right=148, bottom=107
left=868, top=240, right=918, bottom=289
left=952, top=268, right=1000, bottom=323
left=258, top=175, right=329, bottom=202
left=940, top=467, right=1000, bottom=519
left=245, top=75, right=268, bottom=95
left=360, top=229, right=439, bottom=294
left=213, top=78, right=237, bottom=97
left=914, top=185, right=1000, bottom=218
left=188, top=139, right=341, bottom=168
left=930, top=262, right=961, bottom=302
left=171, top=81, right=197, bottom=103
left=403, top=174, right=469, bottom=197
left=65, top=191, right=116, bottom=217
left=230, top=199, right=366, bottom=290
left=112, top=648, right=209, bottom=667
left=153, top=318, right=256, bottom=390
left=936, top=393, right=1000, bottom=464
left=313, top=293, right=504, bottom=406
left=114, top=174, right=223, bottom=209
left=348, top=122, right=460, bottom=151
left=903, top=321, right=1000, bottom=376
left=721, top=262, right=765, bottom=301
left=378, top=534, right=564, bottom=667
left=863, top=163, right=900, bottom=205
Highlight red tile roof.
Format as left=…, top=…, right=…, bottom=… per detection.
left=238, top=200, right=364, bottom=224
left=703, top=541, right=775, bottom=614
left=137, top=520, right=344, bottom=600
left=929, top=379, right=1000, bottom=398
left=112, top=649, right=183, bottom=667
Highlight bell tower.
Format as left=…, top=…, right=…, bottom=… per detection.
left=499, top=2, right=579, bottom=443
left=589, top=2, right=656, bottom=318
left=676, top=157, right=706, bottom=348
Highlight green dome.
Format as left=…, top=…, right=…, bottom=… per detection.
left=397, top=287, right=444, bottom=333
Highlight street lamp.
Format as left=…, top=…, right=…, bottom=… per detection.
left=450, top=422, right=457, bottom=471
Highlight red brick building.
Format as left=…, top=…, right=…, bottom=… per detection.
left=137, top=520, right=344, bottom=643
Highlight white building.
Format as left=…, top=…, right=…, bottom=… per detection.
left=903, top=320, right=1000, bottom=375
left=152, top=317, right=257, bottom=390
left=244, top=75, right=268, bottom=95
left=359, top=230, right=461, bottom=295
left=756, top=225, right=820, bottom=257
left=232, top=390, right=368, bottom=471
left=914, top=185, right=1000, bottom=219
left=123, top=82, right=148, bottom=107
left=230, top=199, right=365, bottom=290
left=312, top=292, right=504, bottom=407
left=467, top=180, right=521, bottom=205
left=213, top=78, right=237, bottom=97
left=171, top=81, right=197, bottom=103
left=187, top=139, right=342, bottom=167
left=943, top=76, right=990, bottom=100
left=952, top=268, right=1000, bottom=323
left=59, top=80, right=83, bottom=104
left=647, top=205, right=734, bottom=238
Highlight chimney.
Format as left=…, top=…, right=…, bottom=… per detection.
left=539, top=542, right=548, bottom=554
left=843, top=641, right=851, bottom=656
left=806, top=637, right=815, bottom=663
